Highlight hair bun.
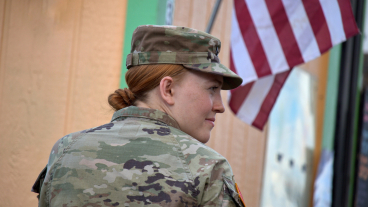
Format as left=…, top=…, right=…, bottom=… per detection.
left=108, top=88, right=136, bottom=110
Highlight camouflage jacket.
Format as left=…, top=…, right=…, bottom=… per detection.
left=33, top=106, right=244, bottom=207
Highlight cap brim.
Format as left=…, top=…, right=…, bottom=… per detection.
left=182, top=63, right=243, bottom=90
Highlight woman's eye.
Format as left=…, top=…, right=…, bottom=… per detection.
left=210, top=86, right=218, bottom=92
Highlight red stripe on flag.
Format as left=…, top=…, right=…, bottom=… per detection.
left=302, top=0, right=332, bottom=54
left=337, top=0, right=359, bottom=39
left=234, top=0, right=272, bottom=78
left=229, top=82, right=255, bottom=114
left=252, top=70, right=291, bottom=130
left=265, top=0, right=303, bottom=67
left=229, top=49, right=254, bottom=114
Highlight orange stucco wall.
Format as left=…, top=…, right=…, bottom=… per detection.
left=0, top=0, right=127, bottom=205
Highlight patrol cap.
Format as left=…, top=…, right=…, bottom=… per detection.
left=126, top=25, right=243, bottom=90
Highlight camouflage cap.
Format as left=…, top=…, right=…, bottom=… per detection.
left=126, top=25, right=243, bottom=90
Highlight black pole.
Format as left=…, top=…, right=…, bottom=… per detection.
left=332, top=0, right=365, bottom=206
left=206, top=0, right=222, bottom=34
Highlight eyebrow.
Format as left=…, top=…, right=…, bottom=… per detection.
left=211, top=79, right=223, bottom=86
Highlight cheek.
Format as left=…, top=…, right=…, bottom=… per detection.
left=182, top=90, right=202, bottom=106
left=193, top=95, right=213, bottom=115
left=177, top=90, right=213, bottom=121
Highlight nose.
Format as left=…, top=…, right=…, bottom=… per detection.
left=213, top=92, right=225, bottom=113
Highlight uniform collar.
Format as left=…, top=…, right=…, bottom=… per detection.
left=111, top=106, right=180, bottom=129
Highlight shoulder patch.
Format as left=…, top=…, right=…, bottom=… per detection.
left=235, top=183, right=246, bottom=207
left=223, top=176, right=245, bottom=207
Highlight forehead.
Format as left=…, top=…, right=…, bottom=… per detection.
left=182, top=70, right=223, bottom=86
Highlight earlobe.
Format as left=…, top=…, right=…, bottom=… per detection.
left=160, top=77, right=175, bottom=105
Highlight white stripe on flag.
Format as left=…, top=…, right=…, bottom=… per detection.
left=246, top=0, right=289, bottom=73
left=281, top=0, right=320, bottom=62
left=236, top=75, right=275, bottom=124
left=231, top=7, right=257, bottom=85
left=319, top=0, right=346, bottom=45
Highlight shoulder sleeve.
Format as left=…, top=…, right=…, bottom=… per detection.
left=46, top=131, right=84, bottom=170
left=36, top=131, right=85, bottom=206
left=200, top=160, right=245, bottom=207
left=170, top=129, right=245, bottom=207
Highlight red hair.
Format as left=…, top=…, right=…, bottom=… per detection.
left=108, top=64, right=186, bottom=111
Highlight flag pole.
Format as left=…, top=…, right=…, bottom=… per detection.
left=205, top=0, right=223, bottom=34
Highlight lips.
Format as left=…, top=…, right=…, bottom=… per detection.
left=205, top=118, right=215, bottom=127
left=206, top=118, right=215, bottom=122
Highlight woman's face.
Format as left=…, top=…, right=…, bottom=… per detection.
left=171, top=70, right=225, bottom=143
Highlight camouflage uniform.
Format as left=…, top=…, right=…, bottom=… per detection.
left=33, top=106, right=244, bottom=207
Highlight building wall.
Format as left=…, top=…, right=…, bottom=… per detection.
left=0, top=0, right=127, bottom=205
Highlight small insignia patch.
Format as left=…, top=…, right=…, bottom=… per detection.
left=235, top=183, right=246, bottom=207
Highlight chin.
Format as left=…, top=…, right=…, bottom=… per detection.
left=187, top=130, right=211, bottom=143
left=197, top=135, right=210, bottom=144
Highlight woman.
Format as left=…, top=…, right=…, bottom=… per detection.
left=33, top=25, right=245, bottom=207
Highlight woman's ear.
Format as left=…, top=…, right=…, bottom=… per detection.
left=159, top=76, right=175, bottom=105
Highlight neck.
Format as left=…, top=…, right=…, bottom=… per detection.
left=135, top=102, right=176, bottom=126
left=135, top=101, right=151, bottom=109
left=136, top=101, right=172, bottom=116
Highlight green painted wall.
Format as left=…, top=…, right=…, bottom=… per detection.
left=120, top=0, right=170, bottom=89
left=322, top=45, right=342, bottom=151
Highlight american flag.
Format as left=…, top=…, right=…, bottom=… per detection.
left=229, top=0, right=359, bottom=130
